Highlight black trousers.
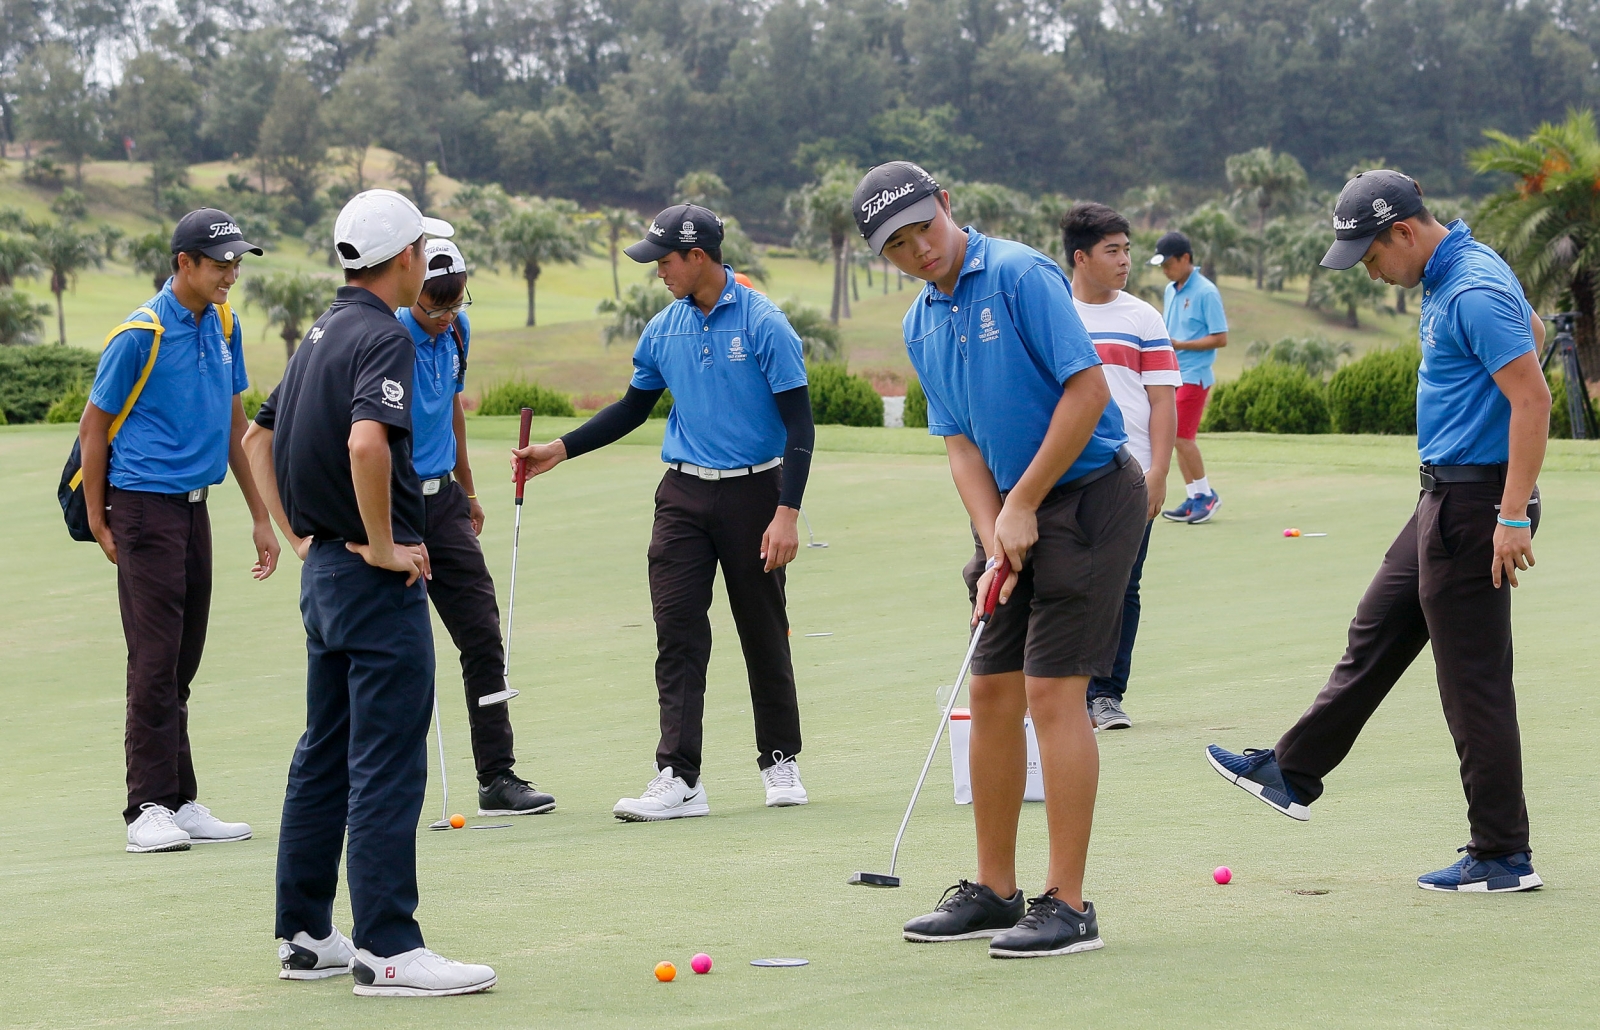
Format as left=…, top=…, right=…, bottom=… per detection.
left=648, top=467, right=802, bottom=785
left=424, top=481, right=516, bottom=786
left=109, top=487, right=211, bottom=824
left=1276, top=482, right=1538, bottom=859
left=276, top=541, right=434, bottom=957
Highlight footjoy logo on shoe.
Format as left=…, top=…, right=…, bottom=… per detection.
left=386, top=966, right=396, bottom=979
left=381, top=378, right=405, bottom=409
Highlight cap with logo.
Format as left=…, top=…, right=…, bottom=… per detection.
left=423, top=238, right=467, bottom=280
left=333, top=189, right=454, bottom=271
left=1146, top=231, right=1192, bottom=266
left=853, top=162, right=943, bottom=255
left=1320, top=170, right=1425, bottom=270
left=171, top=208, right=265, bottom=262
left=624, top=204, right=725, bottom=263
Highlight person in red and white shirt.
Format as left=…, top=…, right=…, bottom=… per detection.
left=1062, top=202, right=1181, bottom=730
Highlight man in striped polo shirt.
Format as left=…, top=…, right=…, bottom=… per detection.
left=1062, top=203, right=1180, bottom=730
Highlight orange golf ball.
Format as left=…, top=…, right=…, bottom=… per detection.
left=449, top=814, right=465, bottom=829
left=655, top=961, right=677, bottom=982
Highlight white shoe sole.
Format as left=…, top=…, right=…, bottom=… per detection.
left=904, top=928, right=1006, bottom=942
left=612, top=802, right=710, bottom=822
left=280, top=965, right=351, bottom=980
left=477, top=803, right=555, bottom=816
left=990, top=937, right=1104, bottom=959
left=126, top=839, right=191, bottom=854
left=1188, top=498, right=1222, bottom=524
left=186, top=831, right=252, bottom=844
left=765, top=793, right=808, bottom=808
left=353, top=974, right=496, bottom=997
left=1205, top=748, right=1310, bottom=821
left=1095, top=716, right=1132, bottom=730
left=1418, top=872, right=1543, bottom=893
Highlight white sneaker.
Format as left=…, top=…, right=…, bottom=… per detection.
left=174, top=801, right=252, bottom=843
left=126, top=803, right=191, bottom=853
left=351, top=947, right=496, bottom=997
left=279, top=928, right=356, bottom=980
left=761, top=753, right=809, bottom=807
left=612, top=766, right=710, bottom=822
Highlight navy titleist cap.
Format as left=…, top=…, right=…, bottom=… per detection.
left=625, top=204, right=725, bottom=262
left=1147, top=231, right=1192, bottom=266
left=854, top=162, right=943, bottom=254
left=171, top=208, right=264, bottom=261
left=1321, top=170, right=1425, bottom=270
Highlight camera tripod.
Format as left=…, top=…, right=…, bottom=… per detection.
left=1541, top=313, right=1598, bottom=440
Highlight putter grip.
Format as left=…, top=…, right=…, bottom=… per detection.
left=981, top=555, right=1011, bottom=620
left=515, top=407, right=533, bottom=502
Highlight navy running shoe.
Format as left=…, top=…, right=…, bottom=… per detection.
left=1418, top=847, right=1542, bottom=893
left=1161, top=496, right=1196, bottom=522
left=1186, top=491, right=1221, bottom=524
left=1205, top=745, right=1310, bottom=821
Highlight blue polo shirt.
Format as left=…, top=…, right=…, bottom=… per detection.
left=88, top=281, right=249, bottom=493
left=1162, top=271, right=1228, bottom=387
left=902, top=230, right=1126, bottom=492
left=397, top=308, right=469, bottom=479
left=1416, top=221, right=1536, bottom=466
left=630, top=266, right=807, bottom=469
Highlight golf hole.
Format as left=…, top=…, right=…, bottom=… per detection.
left=1289, top=889, right=1330, bottom=896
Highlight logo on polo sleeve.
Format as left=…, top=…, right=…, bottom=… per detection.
left=381, top=378, right=405, bottom=409
left=978, top=306, right=1000, bottom=343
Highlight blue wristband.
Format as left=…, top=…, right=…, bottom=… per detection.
left=1497, top=515, right=1531, bottom=528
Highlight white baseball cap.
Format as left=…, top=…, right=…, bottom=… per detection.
left=334, top=189, right=454, bottom=270
left=423, top=238, right=467, bottom=280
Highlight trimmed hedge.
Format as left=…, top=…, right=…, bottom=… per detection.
left=44, top=382, right=88, bottom=423
left=0, top=345, right=100, bottom=424
left=1326, top=344, right=1418, bottom=435
left=807, top=362, right=884, bottom=427
left=477, top=379, right=575, bottom=417
left=649, top=388, right=673, bottom=419
left=240, top=386, right=268, bottom=420
left=1202, top=361, right=1330, bottom=434
left=903, top=377, right=928, bottom=428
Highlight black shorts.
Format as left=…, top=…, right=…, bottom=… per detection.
left=963, top=461, right=1147, bottom=679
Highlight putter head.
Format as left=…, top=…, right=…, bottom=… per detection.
left=848, top=871, right=900, bottom=888
left=477, top=688, right=519, bottom=707
left=807, top=541, right=829, bottom=548
left=427, top=819, right=453, bottom=831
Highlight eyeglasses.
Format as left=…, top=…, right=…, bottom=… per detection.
left=420, top=286, right=472, bottom=320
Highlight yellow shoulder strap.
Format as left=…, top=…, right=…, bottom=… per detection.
left=68, top=306, right=164, bottom=492
left=217, top=301, right=234, bottom=343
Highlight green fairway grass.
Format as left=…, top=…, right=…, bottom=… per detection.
left=3, top=423, right=1597, bottom=1028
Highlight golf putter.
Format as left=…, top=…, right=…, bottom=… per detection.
left=427, top=695, right=453, bottom=830
left=801, top=507, right=828, bottom=548
left=850, top=554, right=1011, bottom=888
left=479, top=406, right=534, bottom=708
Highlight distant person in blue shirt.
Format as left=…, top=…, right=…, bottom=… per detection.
left=512, top=204, right=816, bottom=819
left=856, top=162, right=1146, bottom=960
left=397, top=239, right=555, bottom=818
left=79, top=209, right=276, bottom=855
left=1208, top=171, right=1553, bottom=894
left=1150, top=231, right=1228, bottom=523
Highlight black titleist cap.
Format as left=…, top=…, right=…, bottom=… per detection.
left=1321, top=170, right=1425, bottom=270
left=171, top=208, right=264, bottom=261
left=624, top=204, right=725, bottom=262
left=854, top=162, right=943, bottom=254
left=1147, top=231, right=1192, bottom=266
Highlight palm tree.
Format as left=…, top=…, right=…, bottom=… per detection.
left=1309, top=265, right=1389, bottom=328
left=28, top=220, right=102, bottom=344
left=492, top=196, right=591, bottom=327
left=1263, top=217, right=1333, bottom=303
left=0, top=233, right=41, bottom=287
left=0, top=287, right=51, bottom=344
left=1471, top=109, right=1600, bottom=376
left=124, top=230, right=170, bottom=292
left=1178, top=202, right=1248, bottom=284
left=673, top=170, right=731, bottom=209
left=597, top=207, right=641, bottom=299
left=777, top=298, right=842, bottom=361
left=243, top=271, right=338, bottom=361
left=1226, top=147, right=1309, bottom=289
left=786, top=162, right=860, bottom=324
left=1122, top=184, right=1175, bottom=229
left=596, top=281, right=672, bottom=349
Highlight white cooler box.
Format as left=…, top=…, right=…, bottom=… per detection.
left=948, top=708, right=1045, bottom=804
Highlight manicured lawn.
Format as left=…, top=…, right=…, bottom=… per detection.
left=2, top=424, right=1597, bottom=1028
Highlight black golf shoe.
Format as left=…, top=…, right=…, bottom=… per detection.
left=903, top=880, right=1024, bottom=942
left=477, top=774, right=556, bottom=816
left=988, top=889, right=1104, bottom=959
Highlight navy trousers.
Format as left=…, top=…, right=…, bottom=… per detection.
left=1087, top=519, right=1153, bottom=702
left=275, top=541, right=435, bottom=956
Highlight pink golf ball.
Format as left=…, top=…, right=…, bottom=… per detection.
left=1213, top=866, right=1233, bottom=885
left=691, top=953, right=713, bottom=974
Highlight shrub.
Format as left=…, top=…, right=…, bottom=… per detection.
left=1548, top=368, right=1600, bottom=439
left=650, top=389, right=674, bottom=419
left=777, top=298, right=841, bottom=361
left=1326, top=344, right=1419, bottom=434
left=904, top=377, right=928, bottom=428
left=45, top=381, right=88, bottom=422
left=0, top=405, right=7, bottom=425
left=1245, top=336, right=1354, bottom=379
left=1201, top=362, right=1330, bottom=434
left=808, top=362, right=884, bottom=427
left=0, top=344, right=99, bottom=423
left=240, top=386, right=268, bottom=420
left=476, top=378, right=575, bottom=417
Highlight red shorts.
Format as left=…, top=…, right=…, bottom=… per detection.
left=1176, top=383, right=1210, bottom=440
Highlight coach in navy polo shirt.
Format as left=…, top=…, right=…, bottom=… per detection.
left=513, top=203, right=816, bottom=820
left=80, top=208, right=274, bottom=856
left=1208, top=171, right=1554, bottom=894
left=244, top=190, right=495, bottom=996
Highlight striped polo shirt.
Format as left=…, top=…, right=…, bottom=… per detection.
left=1072, top=290, right=1181, bottom=472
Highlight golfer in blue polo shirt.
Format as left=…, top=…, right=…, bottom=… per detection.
left=1208, top=171, right=1553, bottom=893
left=855, top=162, right=1147, bottom=959
left=1150, top=231, right=1228, bottom=523
left=78, top=208, right=277, bottom=855
left=513, top=204, right=816, bottom=820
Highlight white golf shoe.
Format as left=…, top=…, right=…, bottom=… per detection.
left=761, top=754, right=809, bottom=807
left=126, top=803, right=191, bottom=853
left=174, top=801, right=252, bottom=843
left=351, top=947, right=496, bottom=997
left=279, top=928, right=356, bottom=980
left=612, top=766, right=710, bottom=822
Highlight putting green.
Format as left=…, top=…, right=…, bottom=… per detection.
left=3, top=422, right=1597, bottom=1029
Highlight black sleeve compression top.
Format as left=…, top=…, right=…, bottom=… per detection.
left=559, top=385, right=663, bottom=459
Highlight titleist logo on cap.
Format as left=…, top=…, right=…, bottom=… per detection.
left=208, top=221, right=242, bottom=238
left=861, top=183, right=917, bottom=222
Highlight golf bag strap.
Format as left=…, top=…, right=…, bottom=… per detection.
left=217, top=301, right=235, bottom=344
left=67, top=306, right=164, bottom=491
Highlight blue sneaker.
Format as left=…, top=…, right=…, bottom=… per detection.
left=1186, top=491, right=1221, bottom=524
left=1418, top=847, right=1542, bottom=893
left=1161, top=496, right=1196, bottom=522
left=1205, top=745, right=1310, bottom=821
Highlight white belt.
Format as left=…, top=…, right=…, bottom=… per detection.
left=667, top=457, right=782, bottom=481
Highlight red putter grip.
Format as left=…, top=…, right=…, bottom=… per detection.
left=981, top=555, right=1011, bottom=620
left=515, top=407, right=533, bottom=502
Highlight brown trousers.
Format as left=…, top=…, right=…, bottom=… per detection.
left=109, top=487, right=212, bottom=824
left=1276, top=481, right=1538, bottom=859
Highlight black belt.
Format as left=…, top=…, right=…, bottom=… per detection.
left=1419, top=463, right=1505, bottom=491
left=1004, top=445, right=1134, bottom=503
